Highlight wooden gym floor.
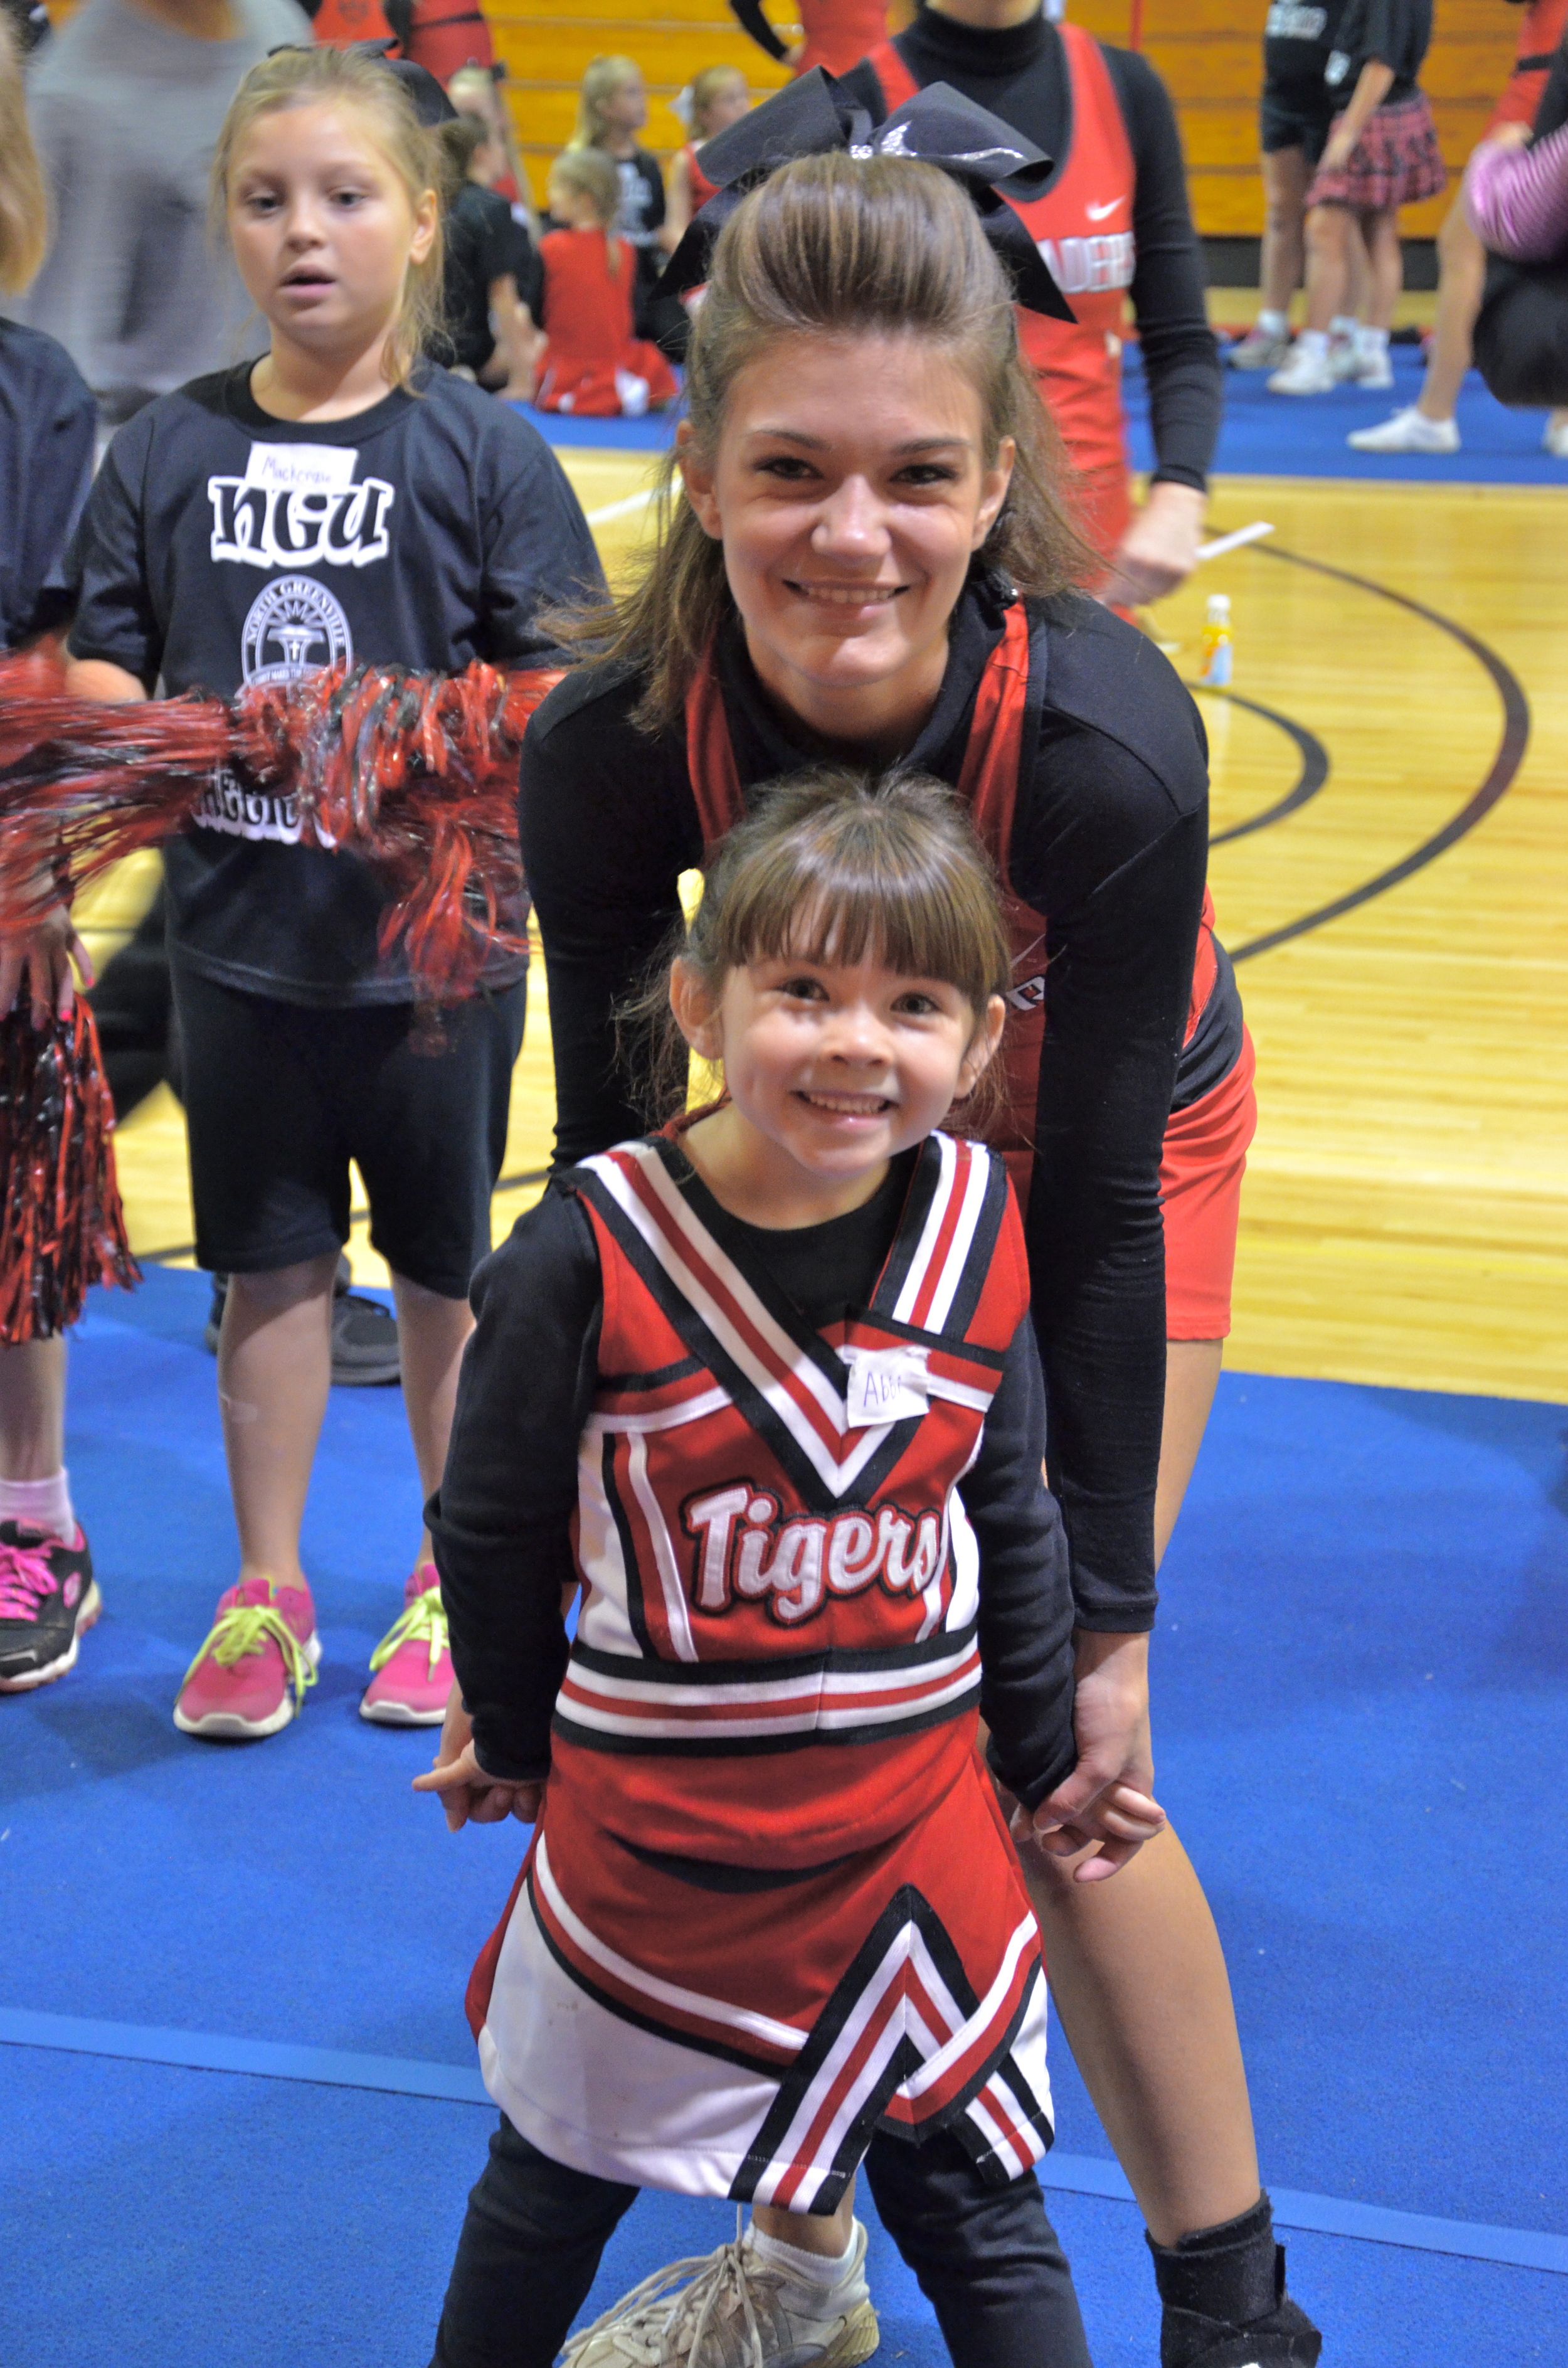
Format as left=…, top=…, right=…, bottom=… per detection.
left=87, top=458, right=1568, bottom=1406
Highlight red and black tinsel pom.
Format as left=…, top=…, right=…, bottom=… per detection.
left=0, top=999, right=138, bottom=1342
left=0, top=644, right=562, bottom=1335
left=0, top=644, right=562, bottom=1002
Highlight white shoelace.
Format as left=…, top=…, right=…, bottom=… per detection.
left=560, top=2214, right=773, bottom=2368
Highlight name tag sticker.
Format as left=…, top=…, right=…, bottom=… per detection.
left=243, top=443, right=360, bottom=494
left=843, top=1347, right=931, bottom=1430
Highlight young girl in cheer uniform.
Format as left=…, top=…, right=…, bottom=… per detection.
left=65, top=44, right=601, bottom=1743
left=536, top=150, right=679, bottom=418
left=417, top=767, right=1162, bottom=2368
left=522, top=121, right=1318, bottom=2368
left=664, top=64, right=751, bottom=252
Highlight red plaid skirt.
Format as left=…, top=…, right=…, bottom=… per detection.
left=1308, top=94, right=1447, bottom=211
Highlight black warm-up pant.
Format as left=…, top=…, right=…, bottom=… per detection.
left=430, top=2115, right=1093, bottom=2368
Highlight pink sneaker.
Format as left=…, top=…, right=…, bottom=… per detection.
left=173, top=1576, right=320, bottom=1740
left=359, top=1565, right=453, bottom=1727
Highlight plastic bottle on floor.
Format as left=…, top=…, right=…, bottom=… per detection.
left=1199, top=592, right=1232, bottom=688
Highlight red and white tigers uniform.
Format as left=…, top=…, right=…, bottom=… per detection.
left=467, top=1127, right=1058, bottom=2207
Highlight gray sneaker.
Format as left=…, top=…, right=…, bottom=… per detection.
left=204, top=1256, right=401, bottom=1386
left=1226, top=325, right=1291, bottom=370
left=562, top=2217, right=879, bottom=2368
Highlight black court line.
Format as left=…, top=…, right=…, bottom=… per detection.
left=1229, top=545, right=1531, bottom=965
left=1192, top=688, right=1332, bottom=846
left=135, top=1165, right=553, bottom=1268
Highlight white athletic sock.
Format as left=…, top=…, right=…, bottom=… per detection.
left=1295, top=329, right=1330, bottom=359
left=1330, top=313, right=1359, bottom=340
left=1255, top=308, right=1287, bottom=337
left=0, top=1467, right=75, bottom=1538
left=1357, top=324, right=1390, bottom=356
left=748, top=2220, right=857, bottom=2291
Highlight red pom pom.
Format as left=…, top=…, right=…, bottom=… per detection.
left=0, top=1000, right=138, bottom=1342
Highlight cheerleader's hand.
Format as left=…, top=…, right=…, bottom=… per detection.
left=412, top=1681, right=546, bottom=1831
left=0, top=900, right=95, bottom=1027
left=1099, top=481, right=1205, bottom=610
left=1017, top=1630, right=1165, bottom=1881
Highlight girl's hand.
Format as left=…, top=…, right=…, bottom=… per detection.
left=411, top=1681, right=545, bottom=1830
left=0, top=901, right=95, bottom=1027
left=1099, top=481, right=1205, bottom=610
left=1320, top=124, right=1358, bottom=176
left=1018, top=1630, right=1165, bottom=1881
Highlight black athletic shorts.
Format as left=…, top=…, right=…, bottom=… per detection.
left=171, top=960, right=528, bottom=1297
left=1261, top=83, right=1335, bottom=163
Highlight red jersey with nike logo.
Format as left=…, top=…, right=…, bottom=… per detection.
left=864, top=20, right=1138, bottom=551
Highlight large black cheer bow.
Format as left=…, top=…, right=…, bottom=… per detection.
left=656, top=68, right=1077, bottom=322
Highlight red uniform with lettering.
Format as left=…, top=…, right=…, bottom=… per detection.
left=686, top=605, right=1256, bottom=1338
left=467, top=1128, right=1057, bottom=2204
left=866, top=21, right=1138, bottom=558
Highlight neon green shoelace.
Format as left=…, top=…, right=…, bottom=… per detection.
left=181, top=1597, right=318, bottom=1712
left=368, top=1582, right=449, bottom=1679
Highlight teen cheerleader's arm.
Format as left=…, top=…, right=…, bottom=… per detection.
left=413, top=1185, right=604, bottom=1830
left=965, top=1316, right=1167, bottom=1880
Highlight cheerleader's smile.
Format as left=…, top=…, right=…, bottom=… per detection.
left=678, top=331, right=1014, bottom=755
left=672, top=945, right=1005, bottom=1229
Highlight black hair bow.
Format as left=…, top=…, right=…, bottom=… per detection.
left=656, top=67, right=1075, bottom=322
left=267, top=38, right=458, bottom=127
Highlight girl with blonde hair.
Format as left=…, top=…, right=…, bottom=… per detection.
left=63, top=43, right=600, bottom=1745
left=567, top=53, right=668, bottom=327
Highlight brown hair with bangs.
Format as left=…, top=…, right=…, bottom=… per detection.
left=623, top=766, right=1012, bottom=1125
left=564, top=149, right=1094, bottom=730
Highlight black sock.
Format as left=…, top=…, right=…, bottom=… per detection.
left=1146, top=2194, right=1322, bottom=2368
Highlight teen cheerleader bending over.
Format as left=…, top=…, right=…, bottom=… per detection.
left=64, top=44, right=601, bottom=1742
left=418, top=767, right=1162, bottom=2367
left=519, top=87, right=1319, bottom=2368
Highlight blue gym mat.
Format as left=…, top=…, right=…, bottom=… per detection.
left=3, top=1265, right=1565, bottom=2365
left=516, top=346, right=1567, bottom=484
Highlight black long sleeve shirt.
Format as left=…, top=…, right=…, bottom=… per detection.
left=519, top=579, right=1210, bottom=1634
left=839, top=5, right=1222, bottom=494
left=432, top=1153, right=1081, bottom=1808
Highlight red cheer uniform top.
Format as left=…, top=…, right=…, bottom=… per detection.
left=866, top=19, right=1138, bottom=558
left=400, top=0, right=495, bottom=79
left=467, top=1128, right=1057, bottom=2205
left=310, top=0, right=395, bottom=44
left=682, top=139, right=721, bottom=211
left=797, top=0, right=890, bottom=77
left=1491, top=0, right=1568, bottom=129
left=686, top=602, right=1222, bottom=1204
left=534, top=228, right=679, bottom=417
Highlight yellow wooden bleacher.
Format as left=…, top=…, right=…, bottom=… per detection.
left=495, top=0, right=1525, bottom=238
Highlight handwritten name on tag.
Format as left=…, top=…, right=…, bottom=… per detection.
left=843, top=1347, right=931, bottom=1430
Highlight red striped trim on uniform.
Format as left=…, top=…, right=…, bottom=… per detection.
left=583, top=1138, right=996, bottom=1497
left=530, top=1834, right=806, bottom=2068
left=750, top=1910, right=1044, bottom=2209
left=555, top=1633, right=981, bottom=1744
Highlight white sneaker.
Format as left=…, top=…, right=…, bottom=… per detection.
left=1227, top=325, right=1290, bottom=371
left=1347, top=405, right=1460, bottom=454
left=1330, top=334, right=1394, bottom=391
left=1543, top=416, right=1568, bottom=457
left=562, top=2217, right=880, bottom=2367
left=1267, top=344, right=1335, bottom=395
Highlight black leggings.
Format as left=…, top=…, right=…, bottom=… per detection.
left=431, top=2115, right=1093, bottom=2368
